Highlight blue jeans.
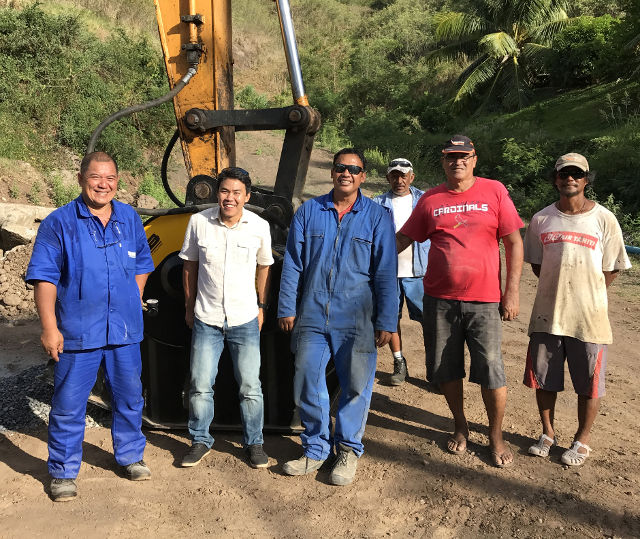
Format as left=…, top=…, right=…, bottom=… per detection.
left=189, top=317, right=264, bottom=447
left=48, top=344, right=146, bottom=478
left=293, top=328, right=377, bottom=460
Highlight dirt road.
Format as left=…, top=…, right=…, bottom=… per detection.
left=1, top=137, right=639, bottom=538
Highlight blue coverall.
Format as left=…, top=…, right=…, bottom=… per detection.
left=26, top=196, right=155, bottom=478
left=278, top=190, right=398, bottom=459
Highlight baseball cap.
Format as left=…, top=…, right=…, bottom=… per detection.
left=555, top=153, right=589, bottom=172
left=387, top=158, right=413, bottom=174
left=442, top=135, right=475, bottom=154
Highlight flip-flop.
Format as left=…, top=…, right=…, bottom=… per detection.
left=491, top=445, right=514, bottom=468
left=447, top=436, right=467, bottom=455
left=561, top=441, right=591, bottom=466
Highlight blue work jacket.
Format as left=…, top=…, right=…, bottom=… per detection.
left=26, top=196, right=155, bottom=350
left=372, top=185, right=430, bottom=277
left=278, top=190, right=398, bottom=345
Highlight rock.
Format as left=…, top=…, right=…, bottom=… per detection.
left=136, top=194, right=159, bottom=209
left=2, top=293, right=21, bottom=306
left=116, top=190, right=135, bottom=205
left=0, top=222, right=37, bottom=251
left=0, top=202, right=54, bottom=251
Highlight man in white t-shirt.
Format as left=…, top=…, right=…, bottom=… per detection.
left=524, top=153, right=631, bottom=466
left=178, top=167, right=274, bottom=469
left=373, top=158, right=430, bottom=385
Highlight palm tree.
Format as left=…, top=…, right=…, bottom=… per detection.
left=433, top=0, right=570, bottom=111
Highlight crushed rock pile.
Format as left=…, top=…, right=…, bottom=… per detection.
left=0, top=241, right=36, bottom=321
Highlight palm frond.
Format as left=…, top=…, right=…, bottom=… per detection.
left=435, top=12, right=493, bottom=43
left=528, top=10, right=570, bottom=44
left=454, top=55, right=498, bottom=102
left=520, top=42, right=551, bottom=62
left=478, top=32, right=518, bottom=58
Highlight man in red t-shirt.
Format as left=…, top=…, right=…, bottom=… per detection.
left=396, top=135, right=523, bottom=468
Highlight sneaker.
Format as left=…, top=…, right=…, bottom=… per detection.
left=330, top=444, right=358, bottom=486
left=124, top=460, right=151, bottom=481
left=246, top=444, right=269, bottom=468
left=390, top=356, right=408, bottom=386
left=282, top=454, right=325, bottom=476
left=181, top=443, right=211, bottom=468
left=50, top=478, right=77, bottom=502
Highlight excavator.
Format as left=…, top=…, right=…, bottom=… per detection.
left=86, top=0, right=333, bottom=430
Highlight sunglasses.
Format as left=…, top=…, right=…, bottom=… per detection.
left=333, top=163, right=364, bottom=175
left=443, top=153, right=475, bottom=163
left=557, top=170, right=587, bottom=179
left=389, top=160, right=412, bottom=168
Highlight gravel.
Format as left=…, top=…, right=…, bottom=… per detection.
left=0, top=364, right=110, bottom=433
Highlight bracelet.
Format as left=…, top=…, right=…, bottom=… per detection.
left=258, top=302, right=269, bottom=309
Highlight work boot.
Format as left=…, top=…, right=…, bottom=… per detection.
left=282, top=454, right=325, bottom=476
left=246, top=444, right=269, bottom=468
left=181, top=443, right=211, bottom=468
left=330, top=444, right=358, bottom=486
left=124, top=460, right=151, bottom=481
left=50, top=478, right=77, bottom=502
left=389, top=356, right=408, bottom=386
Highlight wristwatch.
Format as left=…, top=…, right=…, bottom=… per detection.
left=258, top=302, right=269, bottom=309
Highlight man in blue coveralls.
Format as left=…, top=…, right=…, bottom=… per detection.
left=278, top=148, right=398, bottom=486
left=26, top=151, right=155, bottom=502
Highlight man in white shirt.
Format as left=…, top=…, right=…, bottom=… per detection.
left=373, top=159, right=430, bottom=385
left=524, top=153, right=631, bottom=466
left=178, top=167, right=274, bottom=469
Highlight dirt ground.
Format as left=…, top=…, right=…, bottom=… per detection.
left=1, top=137, right=640, bottom=538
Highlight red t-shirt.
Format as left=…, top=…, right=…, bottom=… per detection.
left=400, top=177, right=523, bottom=302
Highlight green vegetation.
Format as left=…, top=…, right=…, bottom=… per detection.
left=48, top=173, right=79, bottom=207
left=432, top=0, right=570, bottom=111
left=0, top=0, right=638, bottom=243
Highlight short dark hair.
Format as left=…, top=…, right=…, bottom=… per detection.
left=332, top=148, right=366, bottom=171
left=549, top=167, right=597, bottom=190
left=216, top=167, right=252, bottom=193
left=80, top=152, right=118, bottom=176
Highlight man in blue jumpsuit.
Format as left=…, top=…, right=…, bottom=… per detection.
left=26, top=151, right=155, bottom=502
left=278, top=148, right=398, bottom=486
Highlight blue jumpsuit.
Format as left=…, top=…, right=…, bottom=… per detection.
left=26, top=196, right=155, bottom=478
left=278, top=190, right=398, bottom=459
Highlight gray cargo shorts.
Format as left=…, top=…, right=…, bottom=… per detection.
left=422, top=295, right=506, bottom=389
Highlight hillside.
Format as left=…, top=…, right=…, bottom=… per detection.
left=0, top=0, right=638, bottom=242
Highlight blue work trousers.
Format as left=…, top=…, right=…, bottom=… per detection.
left=188, top=317, right=264, bottom=448
left=48, top=344, right=146, bottom=478
left=294, top=329, right=377, bottom=460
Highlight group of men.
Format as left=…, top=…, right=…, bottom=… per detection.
left=27, top=135, right=631, bottom=501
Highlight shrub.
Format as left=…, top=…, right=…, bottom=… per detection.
left=550, top=16, right=624, bottom=87
left=49, top=173, right=80, bottom=208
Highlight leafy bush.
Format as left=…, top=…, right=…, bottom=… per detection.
left=49, top=173, right=80, bottom=207
left=235, top=85, right=270, bottom=109
left=550, top=16, right=624, bottom=87
left=138, top=171, right=172, bottom=208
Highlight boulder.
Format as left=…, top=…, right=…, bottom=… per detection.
left=137, top=194, right=159, bottom=209
left=0, top=203, right=54, bottom=251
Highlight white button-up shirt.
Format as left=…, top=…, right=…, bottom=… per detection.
left=179, top=207, right=274, bottom=327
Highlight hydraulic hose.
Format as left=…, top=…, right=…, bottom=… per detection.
left=86, top=67, right=197, bottom=155
left=161, top=129, right=184, bottom=207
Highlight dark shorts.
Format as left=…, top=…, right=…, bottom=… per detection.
left=524, top=332, right=607, bottom=398
left=398, top=277, right=424, bottom=321
left=422, top=295, right=505, bottom=389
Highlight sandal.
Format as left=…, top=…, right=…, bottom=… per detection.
left=528, top=434, right=557, bottom=458
left=561, top=441, right=592, bottom=466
